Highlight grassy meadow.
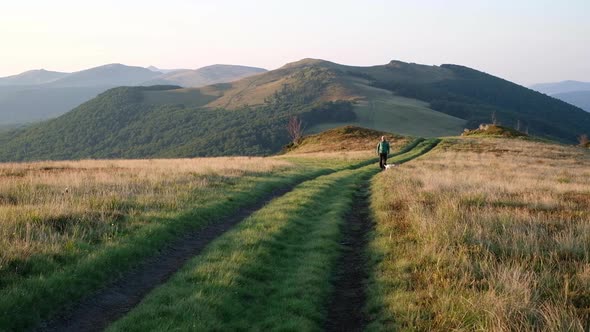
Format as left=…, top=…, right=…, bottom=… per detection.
left=0, top=157, right=289, bottom=270
left=368, top=137, right=590, bottom=331
left=0, top=153, right=374, bottom=330
left=107, top=139, right=440, bottom=331
left=307, top=79, right=466, bottom=138
left=2, top=130, right=588, bottom=331
left=108, top=164, right=378, bottom=331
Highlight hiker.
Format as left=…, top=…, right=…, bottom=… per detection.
left=377, top=136, right=390, bottom=170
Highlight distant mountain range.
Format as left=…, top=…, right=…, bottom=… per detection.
left=530, top=80, right=590, bottom=95
left=143, top=64, right=267, bottom=87
left=0, top=69, right=69, bottom=85
left=530, top=80, right=590, bottom=112
left=0, top=64, right=267, bottom=125
left=552, top=91, right=590, bottom=113
left=1, top=58, right=589, bottom=162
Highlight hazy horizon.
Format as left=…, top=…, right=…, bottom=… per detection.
left=2, top=0, right=589, bottom=85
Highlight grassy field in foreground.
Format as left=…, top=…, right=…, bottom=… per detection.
left=0, top=153, right=372, bottom=330
left=368, top=137, right=590, bottom=331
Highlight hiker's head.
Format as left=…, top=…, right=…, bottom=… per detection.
left=381, top=136, right=386, bottom=141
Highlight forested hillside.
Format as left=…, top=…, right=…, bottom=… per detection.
left=373, top=64, right=590, bottom=142
left=0, top=83, right=354, bottom=161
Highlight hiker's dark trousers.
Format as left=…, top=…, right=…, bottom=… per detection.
left=379, top=153, right=388, bottom=169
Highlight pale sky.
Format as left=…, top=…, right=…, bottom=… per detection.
left=1, top=0, right=588, bottom=85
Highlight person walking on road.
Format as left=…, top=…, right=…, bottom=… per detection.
left=377, top=136, right=390, bottom=170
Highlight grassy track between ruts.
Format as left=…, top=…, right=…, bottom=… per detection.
left=107, top=166, right=376, bottom=331
left=106, top=140, right=440, bottom=331
left=0, top=155, right=376, bottom=331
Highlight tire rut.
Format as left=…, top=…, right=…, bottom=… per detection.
left=32, top=141, right=435, bottom=332
left=324, top=179, right=372, bottom=332
left=34, top=169, right=345, bottom=332
left=324, top=139, right=440, bottom=331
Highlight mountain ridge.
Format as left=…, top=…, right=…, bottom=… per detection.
left=0, top=69, right=68, bottom=86
left=0, top=63, right=268, bottom=125
left=530, top=80, right=590, bottom=95
left=529, top=80, right=590, bottom=112
left=141, top=64, right=267, bottom=87
left=0, top=58, right=589, bottom=161
left=552, top=90, right=590, bottom=112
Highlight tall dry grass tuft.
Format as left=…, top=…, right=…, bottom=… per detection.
left=369, top=137, right=590, bottom=331
left=0, top=157, right=292, bottom=285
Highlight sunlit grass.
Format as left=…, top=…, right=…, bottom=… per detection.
left=367, top=137, right=590, bottom=331
left=0, top=154, right=371, bottom=330
left=108, top=165, right=377, bottom=331
left=0, top=157, right=292, bottom=279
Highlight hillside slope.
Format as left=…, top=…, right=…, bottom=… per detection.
left=44, top=64, right=160, bottom=87
left=373, top=64, right=590, bottom=142
left=0, top=86, right=293, bottom=160
left=142, top=65, right=267, bottom=87
left=530, top=80, right=590, bottom=95
left=140, top=59, right=467, bottom=137
left=553, top=91, right=590, bottom=112
left=0, top=69, right=68, bottom=86
left=0, top=86, right=105, bottom=124
left=1, top=58, right=589, bottom=161
left=284, top=126, right=409, bottom=154
left=132, top=58, right=590, bottom=142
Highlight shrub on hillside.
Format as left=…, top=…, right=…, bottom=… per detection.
left=461, top=124, right=528, bottom=138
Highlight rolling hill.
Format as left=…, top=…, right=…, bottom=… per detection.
left=43, top=64, right=161, bottom=87
left=530, top=80, right=590, bottom=95
left=283, top=125, right=409, bottom=154
left=137, top=58, right=590, bottom=140
left=0, top=64, right=267, bottom=125
left=0, top=69, right=68, bottom=86
left=552, top=91, right=590, bottom=112
left=142, top=65, right=267, bottom=87
left=530, top=80, right=590, bottom=112
left=0, top=85, right=107, bottom=125
left=1, top=58, right=589, bottom=161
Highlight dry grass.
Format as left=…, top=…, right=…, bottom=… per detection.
left=368, top=137, right=590, bottom=331
left=0, top=157, right=292, bottom=285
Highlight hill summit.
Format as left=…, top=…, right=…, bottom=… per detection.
left=284, top=126, right=407, bottom=154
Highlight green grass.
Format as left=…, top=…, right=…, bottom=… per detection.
left=142, top=88, right=219, bottom=108
left=108, top=165, right=379, bottom=331
left=107, top=140, right=439, bottom=331
left=386, top=137, right=441, bottom=164
left=0, top=138, right=433, bottom=331
left=308, top=81, right=466, bottom=138
left=365, top=137, right=590, bottom=331
left=0, top=155, right=374, bottom=331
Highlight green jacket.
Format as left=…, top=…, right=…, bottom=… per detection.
left=377, top=141, right=390, bottom=154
